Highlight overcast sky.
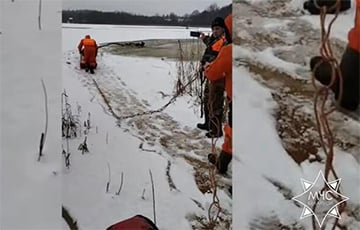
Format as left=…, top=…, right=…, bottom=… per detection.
left=62, top=0, right=231, bottom=16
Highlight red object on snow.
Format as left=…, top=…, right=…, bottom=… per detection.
left=106, top=215, right=158, bottom=230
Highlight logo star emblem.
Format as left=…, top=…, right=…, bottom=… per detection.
left=292, top=171, right=349, bottom=227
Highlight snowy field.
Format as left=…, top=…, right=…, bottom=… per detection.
left=62, top=23, right=210, bottom=51
left=233, top=0, right=360, bottom=229
left=1, top=0, right=63, bottom=229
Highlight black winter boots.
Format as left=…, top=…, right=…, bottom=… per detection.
left=208, top=151, right=232, bottom=174
left=197, top=115, right=223, bottom=138
left=310, top=46, right=359, bottom=111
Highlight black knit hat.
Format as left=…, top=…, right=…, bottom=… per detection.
left=211, top=17, right=225, bottom=28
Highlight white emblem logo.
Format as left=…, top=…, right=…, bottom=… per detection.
left=292, top=170, right=349, bottom=227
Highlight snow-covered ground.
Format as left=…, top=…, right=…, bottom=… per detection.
left=233, top=0, right=359, bottom=229
left=62, top=58, right=202, bottom=229
left=62, top=23, right=232, bottom=229
left=3, top=0, right=358, bottom=229
left=1, top=1, right=232, bottom=229
left=1, top=0, right=62, bottom=229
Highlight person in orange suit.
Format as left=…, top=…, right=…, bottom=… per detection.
left=78, top=35, right=98, bottom=74
left=205, top=13, right=232, bottom=174
left=310, top=0, right=359, bottom=111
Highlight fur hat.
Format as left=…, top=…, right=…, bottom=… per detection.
left=211, top=17, right=225, bottom=28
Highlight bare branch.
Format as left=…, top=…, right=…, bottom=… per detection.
left=116, top=172, right=124, bottom=196
left=38, top=0, right=42, bottom=30
left=38, top=79, right=48, bottom=161
left=141, top=188, right=146, bottom=200
left=149, top=169, right=157, bottom=225
left=77, top=136, right=89, bottom=154
left=106, top=162, right=111, bottom=192
left=62, top=205, right=78, bottom=230
left=41, top=79, right=48, bottom=141
left=38, top=132, right=44, bottom=161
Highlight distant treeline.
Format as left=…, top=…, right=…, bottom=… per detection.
left=62, top=4, right=231, bottom=27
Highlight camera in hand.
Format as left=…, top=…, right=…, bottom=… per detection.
left=190, top=31, right=201, bottom=37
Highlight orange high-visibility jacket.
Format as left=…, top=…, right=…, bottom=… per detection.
left=205, top=45, right=232, bottom=98
left=222, top=124, right=232, bottom=154
left=201, top=35, right=226, bottom=65
left=348, top=0, right=360, bottom=52
left=78, top=36, right=98, bottom=66
left=211, top=35, right=226, bottom=53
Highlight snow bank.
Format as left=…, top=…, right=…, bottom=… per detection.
left=1, top=0, right=62, bottom=229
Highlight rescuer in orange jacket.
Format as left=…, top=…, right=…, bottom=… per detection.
left=310, top=0, right=359, bottom=111
left=205, top=14, right=232, bottom=174
left=78, top=35, right=98, bottom=74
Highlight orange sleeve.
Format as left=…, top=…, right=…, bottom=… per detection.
left=221, top=124, right=232, bottom=154
left=348, top=0, right=360, bottom=52
left=77, top=39, right=84, bottom=52
left=205, top=45, right=232, bottom=81
left=95, top=40, right=98, bottom=56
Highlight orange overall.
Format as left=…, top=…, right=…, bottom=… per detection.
left=348, top=0, right=360, bottom=53
left=78, top=35, right=98, bottom=69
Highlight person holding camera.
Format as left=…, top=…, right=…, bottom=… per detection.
left=205, top=14, right=232, bottom=174
left=196, top=17, right=227, bottom=138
